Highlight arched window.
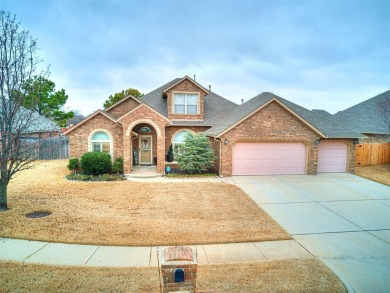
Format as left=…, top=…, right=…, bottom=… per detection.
left=172, top=130, right=192, bottom=155
left=91, top=132, right=111, bottom=153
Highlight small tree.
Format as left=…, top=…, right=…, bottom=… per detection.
left=67, top=158, right=79, bottom=174
left=176, top=133, right=215, bottom=174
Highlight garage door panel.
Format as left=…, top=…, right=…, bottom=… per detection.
left=318, top=141, right=347, bottom=173
left=232, top=142, right=306, bottom=175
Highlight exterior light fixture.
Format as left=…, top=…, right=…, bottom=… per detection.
left=314, top=139, right=319, bottom=146
left=224, top=139, right=228, bottom=145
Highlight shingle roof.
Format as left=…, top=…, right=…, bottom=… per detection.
left=331, top=90, right=390, bottom=134
left=311, top=109, right=333, bottom=118
left=141, top=78, right=237, bottom=126
left=205, top=92, right=364, bottom=138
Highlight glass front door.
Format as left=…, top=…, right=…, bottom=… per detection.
left=139, top=135, right=152, bottom=165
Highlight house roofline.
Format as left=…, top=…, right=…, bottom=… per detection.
left=63, top=110, right=120, bottom=135
left=117, top=103, right=171, bottom=123
left=214, top=98, right=327, bottom=138
left=104, top=95, right=141, bottom=112
left=162, top=75, right=209, bottom=94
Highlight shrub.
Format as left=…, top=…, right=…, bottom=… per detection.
left=176, top=132, right=215, bottom=174
left=67, top=158, right=79, bottom=174
left=112, top=157, right=124, bottom=174
left=80, top=152, right=112, bottom=175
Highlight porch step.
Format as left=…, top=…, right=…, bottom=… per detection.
left=125, top=166, right=162, bottom=179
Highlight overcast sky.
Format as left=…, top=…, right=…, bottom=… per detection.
left=3, top=0, right=389, bottom=116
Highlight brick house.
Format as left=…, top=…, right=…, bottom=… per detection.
left=64, top=76, right=364, bottom=176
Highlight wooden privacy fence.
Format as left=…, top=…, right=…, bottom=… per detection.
left=21, top=136, right=69, bottom=160
left=356, top=143, right=390, bottom=166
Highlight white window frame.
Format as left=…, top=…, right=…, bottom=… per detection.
left=88, top=129, right=114, bottom=159
left=172, top=129, right=195, bottom=157
left=173, top=92, right=199, bottom=114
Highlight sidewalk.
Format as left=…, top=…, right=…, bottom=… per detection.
left=0, top=237, right=312, bottom=267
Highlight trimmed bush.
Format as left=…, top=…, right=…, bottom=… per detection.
left=80, top=152, right=112, bottom=175
left=112, top=157, right=124, bottom=174
left=67, top=158, right=79, bottom=173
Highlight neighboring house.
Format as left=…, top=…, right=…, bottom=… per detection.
left=22, top=110, right=61, bottom=138
left=331, top=90, right=390, bottom=143
left=64, top=76, right=364, bottom=176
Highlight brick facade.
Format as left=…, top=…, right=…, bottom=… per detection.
left=218, top=101, right=321, bottom=176
left=67, top=112, right=123, bottom=160
left=165, top=79, right=208, bottom=121
left=106, top=97, right=141, bottom=119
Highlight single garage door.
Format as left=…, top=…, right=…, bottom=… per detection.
left=232, top=142, right=306, bottom=175
left=318, top=141, right=348, bottom=173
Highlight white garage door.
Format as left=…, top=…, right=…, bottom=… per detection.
left=318, top=141, right=348, bottom=173
left=232, top=142, right=307, bottom=175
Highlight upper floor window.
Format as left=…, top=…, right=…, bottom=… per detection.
left=91, top=132, right=110, bottom=153
left=174, top=93, right=198, bottom=114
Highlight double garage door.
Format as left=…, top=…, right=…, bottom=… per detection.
left=232, top=141, right=348, bottom=175
left=232, top=142, right=307, bottom=175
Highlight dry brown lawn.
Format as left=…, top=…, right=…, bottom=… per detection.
left=355, top=164, right=390, bottom=186
left=0, top=259, right=346, bottom=293
left=0, top=160, right=290, bottom=246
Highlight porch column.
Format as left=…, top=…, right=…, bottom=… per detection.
left=123, top=131, right=131, bottom=174
left=157, top=127, right=165, bottom=174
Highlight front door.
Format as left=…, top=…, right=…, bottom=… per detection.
left=139, top=135, right=153, bottom=165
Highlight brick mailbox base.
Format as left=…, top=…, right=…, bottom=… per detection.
left=161, top=246, right=198, bottom=293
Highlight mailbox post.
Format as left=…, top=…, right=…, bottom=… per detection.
left=161, top=246, right=198, bottom=293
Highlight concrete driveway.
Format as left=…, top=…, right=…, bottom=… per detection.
left=233, top=173, right=390, bottom=293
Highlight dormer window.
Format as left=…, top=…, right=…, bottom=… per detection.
left=174, top=93, right=198, bottom=114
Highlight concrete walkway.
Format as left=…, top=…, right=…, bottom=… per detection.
left=0, top=237, right=312, bottom=267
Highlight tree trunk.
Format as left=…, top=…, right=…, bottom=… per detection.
left=0, top=180, right=7, bottom=211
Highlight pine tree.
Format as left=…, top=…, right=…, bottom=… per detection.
left=176, top=133, right=215, bottom=174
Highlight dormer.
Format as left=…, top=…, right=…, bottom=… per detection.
left=163, top=76, right=209, bottom=121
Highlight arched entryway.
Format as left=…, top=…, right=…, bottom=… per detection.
left=124, top=118, right=165, bottom=175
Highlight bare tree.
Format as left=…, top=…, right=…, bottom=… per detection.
left=66, top=110, right=85, bottom=127
left=0, top=11, right=55, bottom=210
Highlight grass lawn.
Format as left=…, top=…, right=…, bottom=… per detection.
left=1, top=160, right=290, bottom=246
left=355, top=164, right=390, bottom=186
left=0, top=259, right=346, bottom=293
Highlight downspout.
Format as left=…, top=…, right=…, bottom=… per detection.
left=213, top=137, right=223, bottom=177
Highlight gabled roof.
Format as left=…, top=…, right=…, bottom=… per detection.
left=104, top=94, right=141, bottom=111
left=141, top=77, right=237, bottom=127
left=25, top=110, right=61, bottom=133
left=63, top=109, right=120, bottom=135
left=162, top=75, right=209, bottom=95
left=205, top=92, right=364, bottom=139
left=331, top=90, right=390, bottom=134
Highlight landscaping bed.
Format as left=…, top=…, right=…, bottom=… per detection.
left=355, top=164, right=390, bottom=186
left=0, top=259, right=346, bottom=292
left=1, top=160, right=290, bottom=246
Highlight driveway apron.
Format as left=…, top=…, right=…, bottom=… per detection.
left=232, top=173, right=390, bottom=293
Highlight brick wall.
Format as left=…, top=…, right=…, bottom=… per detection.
left=67, top=113, right=123, bottom=160
left=106, top=98, right=140, bottom=119
left=219, top=101, right=320, bottom=176
left=166, top=79, right=207, bottom=121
